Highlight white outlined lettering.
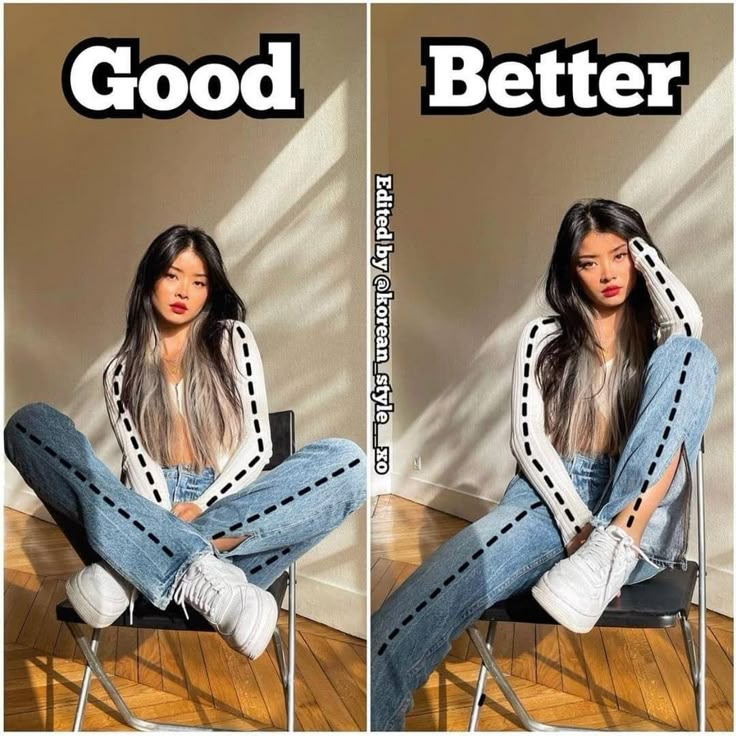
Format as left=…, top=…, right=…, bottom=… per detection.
left=62, top=35, right=304, bottom=119
left=421, top=38, right=689, bottom=116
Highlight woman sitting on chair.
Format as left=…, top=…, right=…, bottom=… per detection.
left=370, top=198, right=718, bottom=730
left=5, top=224, right=366, bottom=660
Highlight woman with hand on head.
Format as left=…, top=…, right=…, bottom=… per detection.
left=370, top=199, right=717, bottom=730
left=5, top=225, right=366, bottom=659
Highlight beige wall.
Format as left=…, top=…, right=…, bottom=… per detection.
left=5, top=3, right=367, bottom=636
left=374, top=3, right=733, bottom=614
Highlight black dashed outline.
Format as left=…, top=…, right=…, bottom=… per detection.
left=626, top=350, right=691, bottom=529
left=209, top=456, right=363, bottom=540
left=248, top=546, right=291, bottom=576
left=376, top=496, right=545, bottom=657
left=631, top=240, right=692, bottom=337
left=518, top=318, right=581, bottom=535
left=198, top=325, right=266, bottom=508
left=14, top=423, right=177, bottom=559
left=111, top=366, right=165, bottom=506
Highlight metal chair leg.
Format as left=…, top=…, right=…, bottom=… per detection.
left=695, top=449, right=707, bottom=732
left=68, top=622, right=237, bottom=731
left=287, top=562, right=296, bottom=732
left=468, top=622, right=495, bottom=731
left=273, top=626, right=288, bottom=689
left=467, top=625, right=594, bottom=732
left=71, top=626, right=100, bottom=731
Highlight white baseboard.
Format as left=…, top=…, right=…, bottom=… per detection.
left=285, top=575, right=366, bottom=640
left=389, top=471, right=495, bottom=522
left=389, top=477, right=734, bottom=618
left=5, top=485, right=54, bottom=523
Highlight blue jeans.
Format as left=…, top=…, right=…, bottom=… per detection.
left=4, top=403, right=366, bottom=609
left=371, top=336, right=717, bottom=730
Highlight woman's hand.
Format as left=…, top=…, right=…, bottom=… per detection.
left=171, top=502, right=203, bottom=523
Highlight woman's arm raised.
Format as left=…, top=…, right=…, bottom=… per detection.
left=193, top=321, right=273, bottom=511
left=103, top=357, right=172, bottom=509
left=510, top=317, right=592, bottom=545
left=628, top=237, right=703, bottom=342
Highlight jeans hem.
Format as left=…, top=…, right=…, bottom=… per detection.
left=151, top=545, right=213, bottom=610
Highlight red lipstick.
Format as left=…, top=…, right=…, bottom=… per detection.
left=602, top=286, right=621, bottom=297
left=171, top=302, right=188, bottom=314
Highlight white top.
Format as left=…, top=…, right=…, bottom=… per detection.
left=510, top=237, right=703, bottom=544
left=104, top=320, right=273, bottom=511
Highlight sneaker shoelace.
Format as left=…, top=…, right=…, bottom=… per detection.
left=577, top=527, right=660, bottom=592
left=172, top=563, right=226, bottom=622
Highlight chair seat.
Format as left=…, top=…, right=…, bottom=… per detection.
left=56, top=570, right=289, bottom=632
left=477, top=562, right=698, bottom=629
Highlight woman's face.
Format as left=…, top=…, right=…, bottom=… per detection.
left=151, top=248, right=209, bottom=329
left=574, top=231, right=637, bottom=316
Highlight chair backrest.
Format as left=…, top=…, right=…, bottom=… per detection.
left=41, top=410, right=296, bottom=569
left=265, top=410, right=295, bottom=469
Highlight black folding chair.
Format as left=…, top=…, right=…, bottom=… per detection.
left=466, top=443, right=707, bottom=732
left=44, top=410, right=297, bottom=732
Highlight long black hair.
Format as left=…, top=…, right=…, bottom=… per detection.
left=105, top=225, right=247, bottom=471
left=537, top=199, right=660, bottom=455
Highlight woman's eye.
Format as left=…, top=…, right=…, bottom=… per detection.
left=194, top=281, right=207, bottom=288
left=579, top=262, right=594, bottom=270
left=614, top=252, right=626, bottom=260
left=166, top=272, right=177, bottom=280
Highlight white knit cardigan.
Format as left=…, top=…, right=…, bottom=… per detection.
left=510, top=237, right=703, bottom=544
left=103, top=320, right=273, bottom=512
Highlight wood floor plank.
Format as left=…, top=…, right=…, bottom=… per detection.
left=294, top=632, right=359, bottom=730
left=579, top=628, right=617, bottom=708
left=644, top=627, right=696, bottom=730
left=157, top=628, right=189, bottom=699
left=53, top=617, right=77, bottom=659
left=223, top=635, right=272, bottom=724
left=712, top=626, right=733, bottom=663
left=178, top=630, right=213, bottom=707
left=137, top=627, right=163, bottom=691
left=304, top=631, right=366, bottom=727
left=326, top=638, right=367, bottom=694
left=33, top=579, right=67, bottom=654
left=115, top=625, right=139, bottom=682
left=198, top=631, right=243, bottom=717
left=557, top=627, right=590, bottom=700
left=371, top=559, right=407, bottom=613
left=665, top=625, right=732, bottom=731
left=4, top=571, right=42, bottom=644
left=250, top=637, right=290, bottom=729
left=511, top=622, right=536, bottom=682
left=624, top=627, right=678, bottom=726
left=535, top=623, right=562, bottom=692
left=15, top=576, right=56, bottom=647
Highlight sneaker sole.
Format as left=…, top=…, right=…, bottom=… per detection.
left=531, top=577, right=601, bottom=634
left=65, top=575, right=127, bottom=629
left=229, top=588, right=280, bottom=660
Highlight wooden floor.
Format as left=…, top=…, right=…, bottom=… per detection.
left=372, top=494, right=734, bottom=731
left=4, top=507, right=366, bottom=731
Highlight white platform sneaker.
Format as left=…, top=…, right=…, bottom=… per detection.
left=173, top=553, right=278, bottom=659
left=66, top=562, right=138, bottom=628
left=532, top=524, right=658, bottom=634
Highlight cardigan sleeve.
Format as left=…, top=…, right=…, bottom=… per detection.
left=103, top=356, right=172, bottom=509
left=628, top=237, right=703, bottom=343
left=193, top=321, right=273, bottom=510
left=509, top=317, right=593, bottom=544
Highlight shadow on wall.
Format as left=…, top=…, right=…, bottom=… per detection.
left=8, top=78, right=356, bottom=519
left=393, top=64, right=733, bottom=569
